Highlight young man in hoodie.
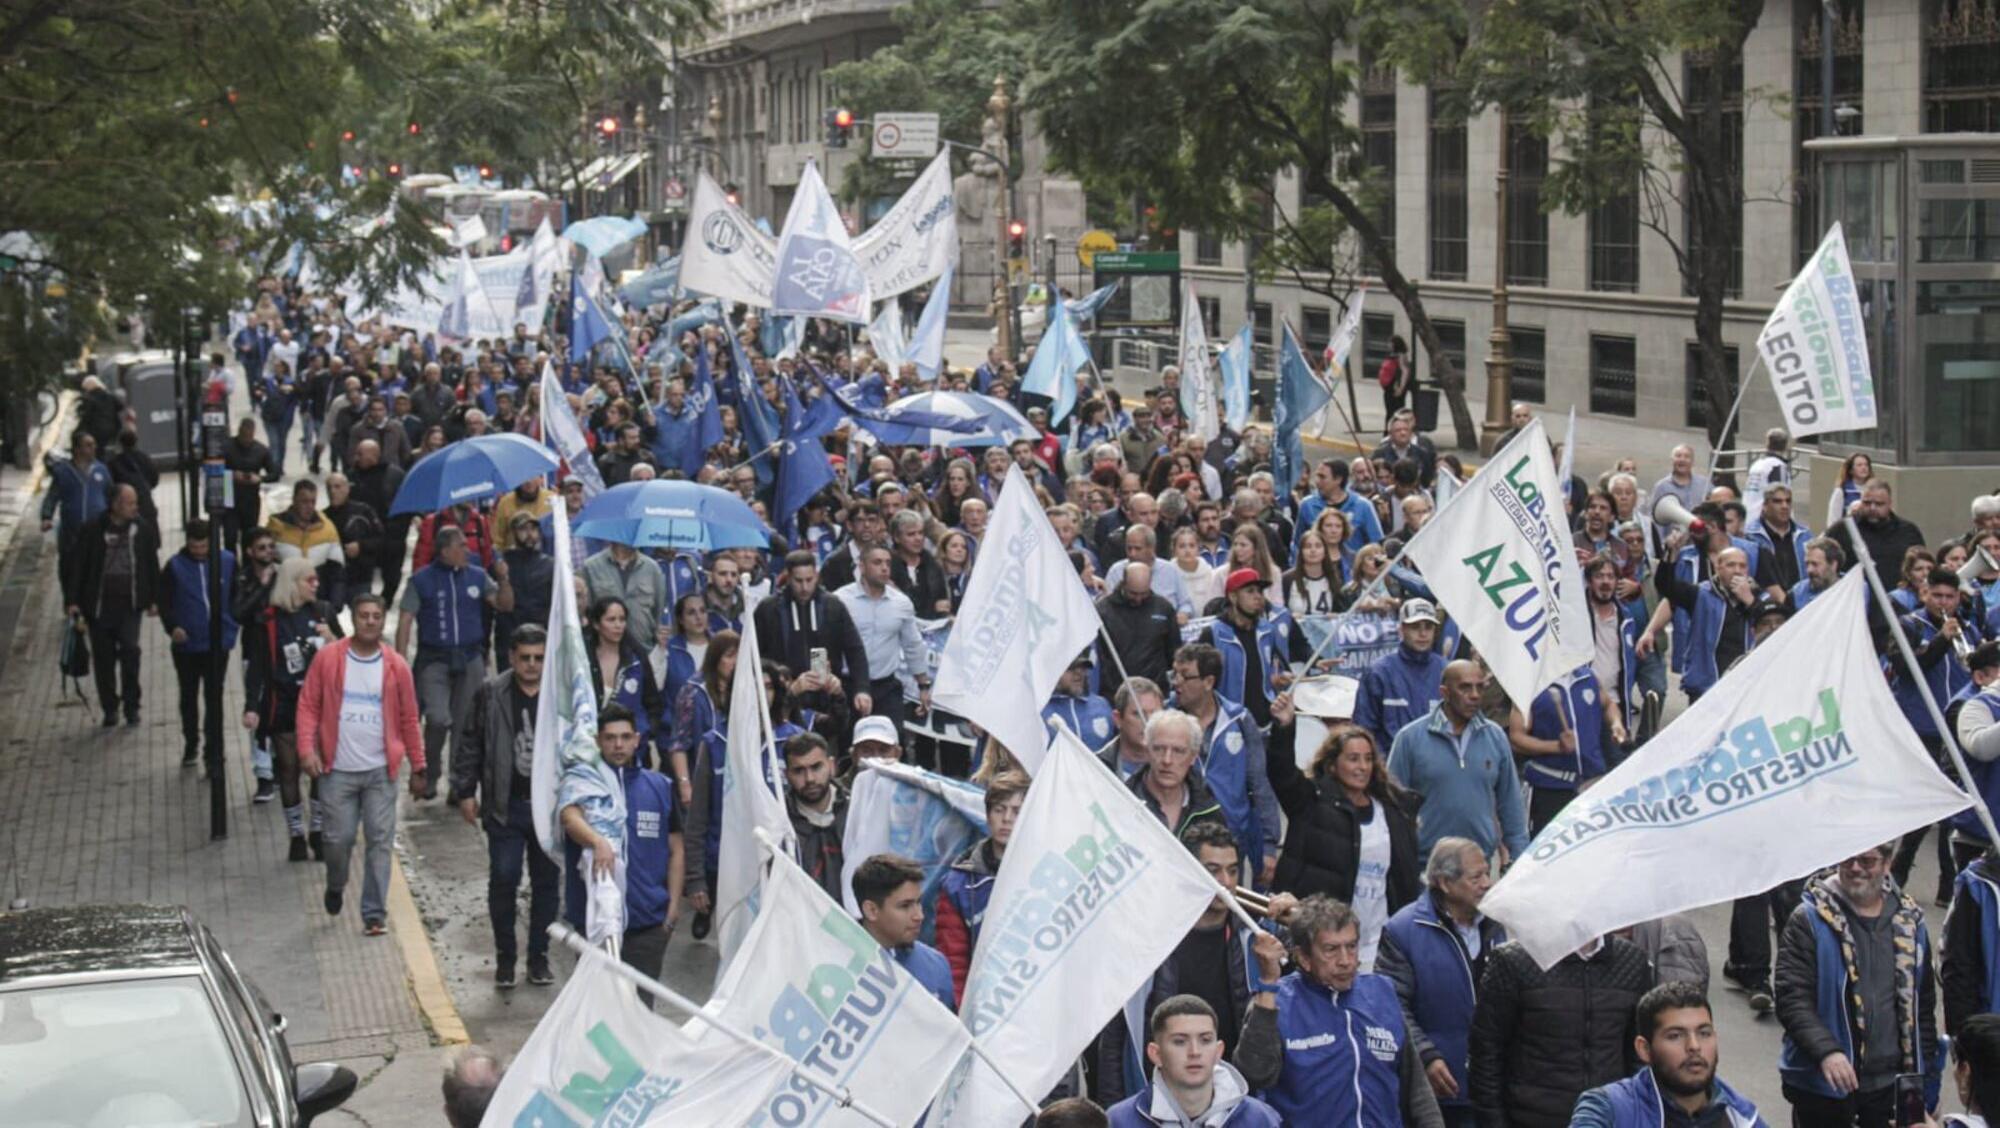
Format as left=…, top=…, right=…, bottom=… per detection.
left=1108, top=995, right=1280, bottom=1127
left=1570, top=982, right=1769, bottom=1127
left=158, top=518, right=238, bottom=765
left=1353, top=599, right=1448, bottom=755
left=851, top=853, right=954, bottom=1011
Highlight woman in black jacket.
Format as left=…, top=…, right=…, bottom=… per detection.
left=242, top=557, right=343, bottom=863
left=1266, top=695, right=1423, bottom=967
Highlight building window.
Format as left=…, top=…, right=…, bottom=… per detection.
left=1428, top=88, right=1468, bottom=281
left=1920, top=279, right=2000, bottom=453
left=1683, top=342, right=1742, bottom=430
left=1683, top=52, right=1745, bottom=298
left=1195, top=230, right=1223, bottom=266
left=1359, top=52, right=1398, bottom=259
left=1590, top=335, right=1638, bottom=417
left=1918, top=162, right=2000, bottom=262
left=1796, top=1, right=1866, bottom=266
left=1925, top=0, right=2000, bottom=132
left=1362, top=313, right=1397, bottom=384
left=1252, top=302, right=1275, bottom=370
left=1199, top=296, right=1221, bottom=338
left=1511, top=327, right=1547, bottom=404
left=1303, top=306, right=1333, bottom=358
left=1506, top=120, right=1549, bottom=286
left=1587, top=98, right=1641, bottom=292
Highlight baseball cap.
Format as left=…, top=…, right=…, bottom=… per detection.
left=509, top=511, right=539, bottom=531
left=1750, top=597, right=1791, bottom=624
left=1400, top=598, right=1442, bottom=625
left=1224, top=567, right=1270, bottom=595
left=851, top=715, right=900, bottom=750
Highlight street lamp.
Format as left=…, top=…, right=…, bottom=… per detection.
left=987, top=75, right=1019, bottom=365
left=705, top=94, right=724, bottom=180
left=1482, top=108, right=1515, bottom=456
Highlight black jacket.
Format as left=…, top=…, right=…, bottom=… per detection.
left=1264, top=721, right=1423, bottom=910
left=496, top=548, right=556, bottom=651
left=452, top=670, right=537, bottom=825
left=1095, top=589, right=1180, bottom=697
left=1469, top=938, right=1653, bottom=1128
left=789, top=786, right=849, bottom=903
left=754, top=590, right=869, bottom=690
left=1943, top=856, right=1996, bottom=1039
left=323, top=500, right=384, bottom=583
left=1831, top=512, right=1927, bottom=578
left=891, top=549, right=952, bottom=618
left=1126, top=767, right=1227, bottom=843
left=63, top=513, right=160, bottom=621
left=347, top=461, right=411, bottom=564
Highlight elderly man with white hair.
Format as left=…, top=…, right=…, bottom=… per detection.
left=1127, top=707, right=1227, bottom=839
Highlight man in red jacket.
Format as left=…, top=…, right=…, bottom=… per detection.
left=297, top=592, right=425, bottom=935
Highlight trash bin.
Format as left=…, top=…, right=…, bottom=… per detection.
left=1413, top=384, right=1441, bottom=435
left=114, top=359, right=188, bottom=468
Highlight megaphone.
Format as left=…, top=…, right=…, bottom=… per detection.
left=1652, top=495, right=1708, bottom=539
left=1960, top=544, right=2000, bottom=582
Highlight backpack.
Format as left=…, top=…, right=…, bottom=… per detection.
left=1377, top=355, right=1403, bottom=391
left=58, top=612, right=91, bottom=702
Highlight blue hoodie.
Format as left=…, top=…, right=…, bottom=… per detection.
left=1571, top=1067, right=1767, bottom=1127
left=1354, top=644, right=1446, bottom=754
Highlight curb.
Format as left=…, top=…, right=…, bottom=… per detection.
left=387, top=854, right=470, bottom=1046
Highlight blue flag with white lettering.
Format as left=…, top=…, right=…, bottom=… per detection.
left=567, top=273, right=614, bottom=364
left=725, top=315, right=780, bottom=489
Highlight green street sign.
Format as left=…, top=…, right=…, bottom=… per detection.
left=1090, top=251, right=1179, bottom=273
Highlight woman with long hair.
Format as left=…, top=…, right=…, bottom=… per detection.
left=1168, top=526, right=1223, bottom=612
left=415, top=424, right=448, bottom=462
left=1313, top=507, right=1356, bottom=584
left=939, top=530, right=976, bottom=614
left=1828, top=452, right=1874, bottom=527
left=584, top=596, right=665, bottom=772
left=931, top=458, right=983, bottom=529
left=660, top=593, right=712, bottom=722
left=1228, top=523, right=1283, bottom=590
left=1285, top=530, right=1340, bottom=618
left=681, top=631, right=743, bottom=940
left=1338, top=544, right=1398, bottom=613
left=1894, top=546, right=1937, bottom=613
left=1266, top=707, right=1421, bottom=969
left=242, top=557, right=343, bottom=861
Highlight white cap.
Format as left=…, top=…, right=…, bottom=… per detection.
left=1400, top=598, right=1442, bottom=625
left=851, top=715, right=900, bottom=750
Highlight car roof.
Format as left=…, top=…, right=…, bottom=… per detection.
left=0, top=904, right=205, bottom=984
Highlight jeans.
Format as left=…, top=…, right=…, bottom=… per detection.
left=416, top=651, right=485, bottom=794
left=299, top=414, right=322, bottom=467
left=263, top=414, right=291, bottom=475
left=171, top=650, right=221, bottom=757
left=488, top=795, right=560, bottom=967
left=621, top=924, right=671, bottom=1009
left=321, top=767, right=398, bottom=923
left=1782, top=1081, right=1894, bottom=1128
left=1726, top=878, right=1805, bottom=986
left=89, top=612, right=143, bottom=719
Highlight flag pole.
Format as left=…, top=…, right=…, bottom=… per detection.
left=1704, top=354, right=1767, bottom=481
left=1095, top=624, right=1154, bottom=725
left=547, top=923, right=898, bottom=1128
left=1845, top=517, right=2000, bottom=848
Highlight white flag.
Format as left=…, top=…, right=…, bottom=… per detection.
left=532, top=501, right=615, bottom=859
left=841, top=758, right=989, bottom=917
left=436, top=252, right=480, bottom=342
left=1400, top=417, right=1592, bottom=709
left=772, top=160, right=870, bottom=323
left=704, top=849, right=973, bottom=1126
left=935, top=727, right=1218, bottom=1128
left=1178, top=279, right=1220, bottom=441
left=853, top=150, right=959, bottom=300
left=450, top=213, right=489, bottom=248
left=1483, top=571, right=1969, bottom=967
left=1328, top=282, right=1367, bottom=374
left=478, top=955, right=793, bottom=1126
left=714, top=607, right=796, bottom=966
left=1758, top=223, right=1878, bottom=437
left=680, top=170, right=779, bottom=309
left=908, top=267, right=954, bottom=381
left=866, top=301, right=907, bottom=374
left=539, top=362, right=606, bottom=500
left=932, top=464, right=1101, bottom=772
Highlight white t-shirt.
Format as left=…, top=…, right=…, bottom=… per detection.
left=1744, top=454, right=1790, bottom=512
left=1352, top=802, right=1392, bottom=971
left=334, top=649, right=388, bottom=772
left=1289, top=572, right=1337, bottom=618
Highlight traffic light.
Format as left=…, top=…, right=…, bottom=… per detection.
left=407, top=121, right=422, bottom=136
left=598, top=115, right=620, bottom=137
left=477, top=163, right=493, bottom=180
left=386, top=161, right=403, bottom=178
left=824, top=108, right=854, bottom=148
left=1007, top=219, right=1026, bottom=258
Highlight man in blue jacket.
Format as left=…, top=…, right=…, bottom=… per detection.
left=1169, top=643, right=1281, bottom=885
left=40, top=430, right=112, bottom=567
left=1571, top=982, right=1769, bottom=1127
left=157, top=518, right=238, bottom=766
left=851, top=853, right=955, bottom=1011
left=1233, top=895, right=1444, bottom=1126
left=1108, top=995, right=1281, bottom=1127
left=561, top=703, right=683, bottom=998
left=1355, top=599, right=1448, bottom=757
left=1387, top=660, right=1530, bottom=865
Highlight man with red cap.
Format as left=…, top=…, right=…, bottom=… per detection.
left=1198, top=568, right=1294, bottom=729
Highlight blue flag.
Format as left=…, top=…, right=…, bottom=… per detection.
left=791, top=364, right=845, bottom=442
left=1274, top=322, right=1330, bottom=499
left=567, top=273, right=615, bottom=364
left=725, top=314, right=780, bottom=488
left=774, top=374, right=835, bottom=536
left=908, top=268, right=952, bottom=382
left=1219, top=325, right=1253, bottom=432
left=759, top=313, right=790, bottom=359
left=1065, top=279, right=1121, bottom=322
left=1020, top=299, right=1089, bottom=425
left=680, top=342, right=726, bottom=476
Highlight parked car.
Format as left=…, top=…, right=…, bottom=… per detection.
left=0, top=903, right=357, bottom=1126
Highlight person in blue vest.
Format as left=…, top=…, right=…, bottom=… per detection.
left=1354, top=599, right=1448, bottom=755
left=1945, top=642, right=2000, bottom=880
left=1198, top=569, right=1293, bottom=729
left=1169, top=643, right=1280, bottom=886
left=561, top=703, right=683, bottom=997
left=851, top=853, right=955, bottom=1011
left=1045, top=656, right=1118, bottom=749
left=1571, top=981, right=1770, bottom=1127
left=1376, top=837, right=1505, bottom=1128
left=1642, top=504, right=1742, bottom=681
left=643, top=377, right=700, bottom=475
left=1507, top=665, right=1607, bottom=836
left=39, top=429, right=113, bottom=569
left=934, top=772, right=1027, bottom=1007
left=1107, top=995, right=1282, bottom=1127
left=1944, top=843, right=2000, bottom=1040
left=1294, top=457, right=1385, bottom=558
left=396, top=526, right=514, bottom=799
left=1890, top=570, right=1985, bottom=900
left=1747, top=484, right=1812, bottom=600
left=1644, top=542, right=1758, bottom=703
left=158, top=518, right=239, bottom=767
left=1233, top=894, right=1444, bottom=1126
left=1791, top=538, right=1846, bottom=613
left=1775, top=842, right=1943, bottom=1125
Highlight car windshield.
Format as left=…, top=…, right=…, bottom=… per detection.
left=0, top=976, right=254, bottom=1128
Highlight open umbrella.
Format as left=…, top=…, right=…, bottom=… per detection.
left=875, top=391, right=1036, bottom=448
left=390, top=433, right=559, bottom=516
left=573, top=479, right=771, bottom=551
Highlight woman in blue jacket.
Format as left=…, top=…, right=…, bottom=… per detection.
left=584, top=596, right=664, bottom=771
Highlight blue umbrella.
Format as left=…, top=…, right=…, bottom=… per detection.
left=562, top=215, right=649, bottom=259
left=573, top=479, right=772, bottom=551
left=389, top=433, right=559, bottom=516
left=878, top=391, right=1037, bottom=447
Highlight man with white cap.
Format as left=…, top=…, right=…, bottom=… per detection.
left=1353, top=598, right=1449, bottom=755
left=838, top=714, right=904, bottom=792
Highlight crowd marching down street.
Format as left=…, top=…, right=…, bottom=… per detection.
left=36, top=160, right=2000, bottom=1128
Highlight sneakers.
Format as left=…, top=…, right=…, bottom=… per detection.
left=1723, top=965, right=1773, bottom=1014
left=288, top=836, right=309, bottom=862
left=101, top=714, right=118, bottom=729
left=181, top=748, right=200, bottom=766
left=363, top=919, right=386, bottom=937
left=527, top=958, right=555, bottom=987
left=495, top=964, right=516, bottom=990
left=308, top=831, right=324, bottom=860
left=324, top=888, right=343, bottom=916
left=125, top=713, right=140, bottom=728
left=690, top=910, right=711, bottom=941
left=253, top=779, right=277, bottom=803
left=1749, top=985, right=1774, bottom=1014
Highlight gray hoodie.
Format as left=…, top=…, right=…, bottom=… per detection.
left=1134, top=1061, right=1268, bottom=1127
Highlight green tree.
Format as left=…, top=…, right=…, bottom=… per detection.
left=1021, top=0, right=1481, bottom=449
left=1402, top=0, right=1767, bottom=455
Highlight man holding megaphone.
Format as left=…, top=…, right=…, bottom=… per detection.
left=1636, top=500, right=1758, bottom=704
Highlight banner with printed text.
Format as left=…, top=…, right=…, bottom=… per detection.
left=1757, top=223, right=1878, bottom=437
left=851, top=150, right=958, bottom=300
left=680, top=171, right=779, bottom=309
